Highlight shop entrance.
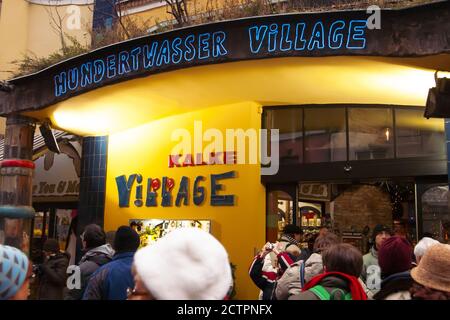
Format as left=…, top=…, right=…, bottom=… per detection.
left=266, top=179, right=450, bottom=253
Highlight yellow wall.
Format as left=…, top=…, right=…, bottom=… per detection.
left=26, top=2, right=93, bottom=58
left=0, top=0, right=29, bottom=80
left=0, top=0, right=93, bottom=80
left=104, top=101, right=265, bottom=300
left=26, top=56, right=445, bottom=137
left=126, top=0, right=216, bottom=29
left=0, top=0, right=93, bottom=134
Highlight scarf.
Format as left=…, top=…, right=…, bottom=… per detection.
left=303, top=272, right=368, bottom=300
left=280, top=235, right=300, bottom=247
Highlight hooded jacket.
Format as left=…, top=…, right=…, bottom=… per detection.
left=373, top=271, right=413, bottom=300
left=275, top=253, right=323, bottom=300
left=64, top=244, right=114, bottom=300
left=289, top=272, right=368, bottom=300
left=38, top=252, right=70, bottom=300
left=362, top=246, right=378, bottom=282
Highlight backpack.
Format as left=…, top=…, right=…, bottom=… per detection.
left=308, top=285, right=352, bottom=300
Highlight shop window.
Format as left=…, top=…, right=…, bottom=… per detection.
left=348, top=108, right=394, bottom=160
left=396, top=109, right=445, bottom=158
left=421, top=185, right=450, bottom=243
left=266, top=190, right=293, bottom=242
left=304, top=108, right=346, bottom=163
left=265, top=108, right=303, bottom=164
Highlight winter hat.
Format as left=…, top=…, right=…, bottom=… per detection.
left=283, top=224, right=302, bottom=235
left=378, top=236, right=413, bottom=277
left=43, top=239, right=60, bottom=253
left=414, top=237, right=439, bottom=260
left=372, top=224, right=392, bottom=243
left=0, top=245, right=29, bottom=300
left=133, top=228, right=232, bottom=300
left=411, top=243, right=450, bottom=293
left=81, top=224, right=106, bottom=249
left=113, top=226, right=140, bottom=253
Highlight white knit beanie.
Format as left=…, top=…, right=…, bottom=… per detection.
left=133, top=227, right=232, bottom=300
left=414, top=237, right=439, bottom=259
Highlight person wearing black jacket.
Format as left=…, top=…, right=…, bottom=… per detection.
left=36, top=239, right=70, bottom=300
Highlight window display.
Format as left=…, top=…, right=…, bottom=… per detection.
left=129, top=219, right=211, bottom=247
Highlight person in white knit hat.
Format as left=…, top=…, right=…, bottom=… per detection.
left=130, top=227, right=233, bottom=300
left=414, top=237, right=439, bottom=265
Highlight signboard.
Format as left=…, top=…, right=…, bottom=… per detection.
left=32, top=141, right=81, bottom=198
left=1, top=1, right=448, bottom=115
left=129, top=219, right=211, bottom=247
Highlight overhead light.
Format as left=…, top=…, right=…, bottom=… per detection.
left=424, top=72, right=450, bottom=119
left=39, top=120, right=61, bottom=154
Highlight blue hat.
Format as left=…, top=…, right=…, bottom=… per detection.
left=0, top=245, right=29, bottom=300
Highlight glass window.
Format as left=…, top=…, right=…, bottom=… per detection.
left=396, top=109, right=445, bottom=158
left=304, top=108, right=346, bottom=163
left=349, top=108, right=394, bottom=160
left=421, top=185, right=450, bottom=243
left=266, top=108, right=303, bottom=164
left=266, top=190, right=294, bottom=242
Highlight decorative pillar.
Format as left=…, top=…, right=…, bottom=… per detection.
left=75, top=136, right=108, bottom=262
left=0, top=115, right=36, bottom=254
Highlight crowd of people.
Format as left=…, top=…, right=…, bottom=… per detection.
left=0, top=222, right=449, bottom=300
left=0, top=225, right=232, bottom=300
left=249, top=224, right=450, bottom=300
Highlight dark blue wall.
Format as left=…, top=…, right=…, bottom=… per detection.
left=76, top=136, right=108, bottom=263
left=92, top=0, right=117, bottom=30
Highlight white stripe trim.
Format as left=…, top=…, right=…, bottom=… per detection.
left=26, top=0, right=94, bottom=5
left=120, top=1, right=166, bottom=16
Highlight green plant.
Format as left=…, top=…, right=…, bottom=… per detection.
left=11, top=36, right=89, bottom=77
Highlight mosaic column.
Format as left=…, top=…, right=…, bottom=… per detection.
left=75, top=136, right=108, bottom=262
left=0, top=115, right=36, bottom=254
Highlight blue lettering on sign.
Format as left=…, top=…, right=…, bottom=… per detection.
left=308, top=22, right=325, bottom=50
left=268, top=24, right=278, bottom=52
left=80, top=62, right=92, bottom=87
left=156, top=40, right=171, bottom=66
left=329, top=20, right=346, bottom=49
left=67, top=68, right=79, bottom=91
left=172, top=37, right=183, bottom=64
left=130, top=47, right=142, bottom=71
left=212, top=31, right=227, bottom=57
left=294, top=23, right=307, bottom=51
left=247, top=19, right=367, bottom=54
left=184, top=34, right=196, bottom=61
left=54, top=72, right=67, bottom=97
left=143, top=42, right=158, bottom=68
left=249, top=25, right=268, bottom=54
left=280, top=24, right=292, bottom=51
left=198, top=33, right=211, bottom=59
left=118, top=51, right=131, bottom=74
left=53, top=19, right=368, bottom=98
left=93, top=59, right=105, bottom=83
left=347, top=20, right=367, bottom=49
left=107, top=55, right=116, bottom=79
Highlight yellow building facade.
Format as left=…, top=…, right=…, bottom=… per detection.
left=1, top=0, right=450, bottom=300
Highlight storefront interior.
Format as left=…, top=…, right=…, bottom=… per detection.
left=264, top=105, right=450, bottom=252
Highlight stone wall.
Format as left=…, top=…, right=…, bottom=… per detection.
left=333, top=184, right=392, bottom=234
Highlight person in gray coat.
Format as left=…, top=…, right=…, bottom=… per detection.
left=64, top=224, right=114, bottom=300
left=276, top=232, right=339, bottom=299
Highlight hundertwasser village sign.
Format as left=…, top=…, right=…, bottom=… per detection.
left=1, top=1, right=449, bottom=115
